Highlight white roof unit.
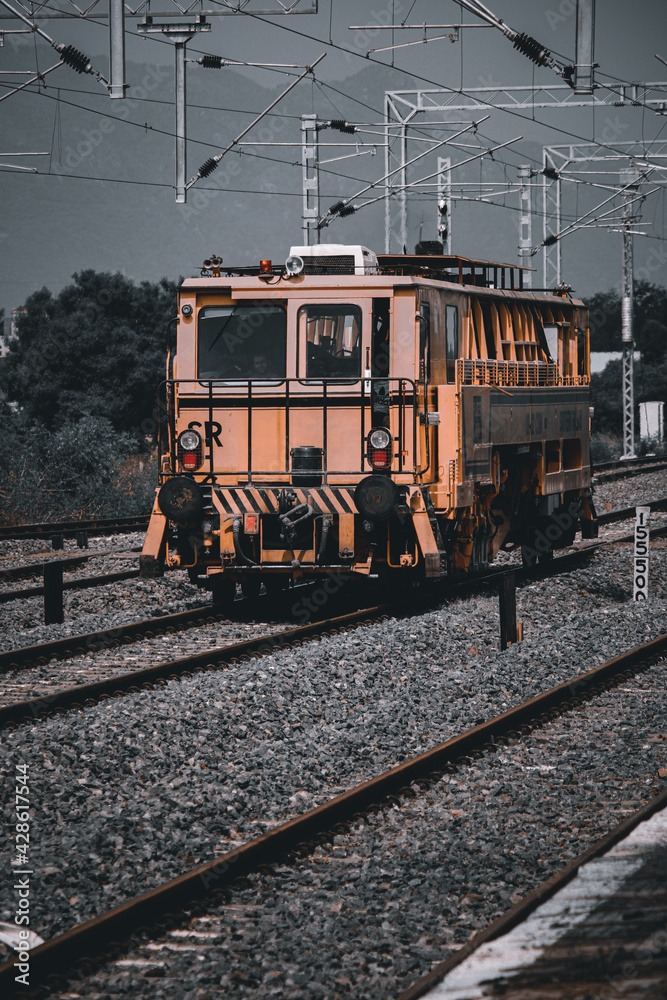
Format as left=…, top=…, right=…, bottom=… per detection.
left=288, top=243, right=378, bottom=275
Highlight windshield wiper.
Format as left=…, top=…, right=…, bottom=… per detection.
left=208, top=303, right=240, bottom=353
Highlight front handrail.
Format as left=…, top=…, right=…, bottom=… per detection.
left=158, top=376, right=422, bottom=484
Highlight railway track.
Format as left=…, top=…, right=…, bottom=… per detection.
left=0, top=489, right=664, bottom=609
left=0, top=568, right=140, bottom=604
left=3, top=498, right=666, bottom=725
left=398, top=785, right=667, bottom=1000
left=0, top=548, right=597, bottom=726
left=2, top=627, right=665, bottom=999
left=592, top=455, right=667, bottom=478
left=0, top=514, right=148, bottom=543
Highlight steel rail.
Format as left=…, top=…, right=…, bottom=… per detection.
left=0, top=604, right=388, bottom=729
left=0, top=569, right=140, bottom=605
left=593, top=455, right=667, bottom=473
left=396, top=784, right=667, bottom=1000
left=597, top=496, right=667, bottom=524
left=0, top=546, right=596, bottom=689
left=2, top=629, right=665, bottom=998
left=0, top=515, right=148, bottom=542
left=593, top=459, right=667, bottom=483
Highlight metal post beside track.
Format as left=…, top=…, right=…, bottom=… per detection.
left=44, top=561, right=64, bottom=625
left=499, top=572, right=519, bottom=650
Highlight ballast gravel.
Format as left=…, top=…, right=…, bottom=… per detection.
left=0, top=474, right=666, bottom=993
left=593, top=466, right=667, bottom=509
left=0, top=540, right=666, bottom=961
left=57, top=664, right=666, bottom=1000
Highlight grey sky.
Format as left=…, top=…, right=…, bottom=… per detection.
left=1, top=0, right=666, bottom=310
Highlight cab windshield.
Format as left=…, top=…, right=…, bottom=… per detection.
left=300, top=305, right=362, bottom=378
left=197, top=302, right=287, bottom=380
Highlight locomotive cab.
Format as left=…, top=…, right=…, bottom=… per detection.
left=141, top=244, right=596, bottom=602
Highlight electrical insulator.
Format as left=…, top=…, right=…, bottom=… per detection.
left=199, top=158, right=218, bottom=179
left=544, top=234, right=559, bottom=247
left=438, top=199, right=448, bottom=216
left=201, top=55, right=224, bottom=69
left=329, top=200, right=356, bottom=217
left=59, top=45, right=91, bottom=74
left=512, top=32, right=550, bottom=67
left=329, top=120, right=356, bottom=134
left=542, top=167, right=559, bottom=181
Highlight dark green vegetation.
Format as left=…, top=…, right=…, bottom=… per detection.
left=589, top=281, right=667, bottom=452
left=0, top=271, right=177, bottom=523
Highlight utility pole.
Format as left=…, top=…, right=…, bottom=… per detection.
left=301, top=114, right=320, bottom=246
left=574, top=0, right=595, bottom=94
left=621, top=167, right=641, bottom=459
left=518, top=164, right=532, bottom=285
left=138, top=17, right=210, bottom=204
left=436, top=157, right=452, bottom=253
left=108, top=0, right=126, bottom=98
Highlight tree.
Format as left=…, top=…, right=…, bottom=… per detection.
left=0, top=271, right=177, bottom=439
left=590, top=359, right=622, bottom=434
left=587, top=280, right=667, bottom=361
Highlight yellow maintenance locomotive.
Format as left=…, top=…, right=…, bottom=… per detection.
left=141, top=243, right=597, bottom=604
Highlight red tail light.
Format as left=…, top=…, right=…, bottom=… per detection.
left=182, top=451, right=198, bottom=470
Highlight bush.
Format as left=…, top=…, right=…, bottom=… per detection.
left=590, top=433, right=621, bottom=464
left=0, top=415, right=157, bottom=524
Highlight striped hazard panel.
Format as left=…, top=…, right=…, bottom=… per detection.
left=214, top=486, right=358, bottom=516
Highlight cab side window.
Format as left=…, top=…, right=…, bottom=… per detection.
left=419, top=301, right=431, bottom=381
left=446, top=305, right=458, bottom=383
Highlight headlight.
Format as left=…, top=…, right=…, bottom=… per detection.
left=369, top=428, right=391, bottom=450
left=179, top=429, right=201, bottom=451
left=284, top=254, right=304, bottom=276
left=367, top=426, right=393, bottom=471
left=177, top=429, right=203, bottom=471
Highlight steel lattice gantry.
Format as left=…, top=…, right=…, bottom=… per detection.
left=383, top=83, right=667, bottom=256
left=540, top=140, right=667, bottom=287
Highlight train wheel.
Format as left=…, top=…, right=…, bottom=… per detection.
left=241, top=576, right=261, bottom=600
left=211, top=578, right=236, bottom=608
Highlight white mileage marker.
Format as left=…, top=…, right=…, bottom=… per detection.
left=633, top=506, right=650, bottom=601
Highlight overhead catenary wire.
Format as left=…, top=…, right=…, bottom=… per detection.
left=325, top=135, right=521, bottom=223
left=0, top=0, right=109, bottom=89
left=233, top=4, right=667, bottom=176
left=532, top=181, right=661, bottom=253
left=319, top=117, right=488, bottom=224
left=186, top=52, right=326, bottom=188
left=3, top=0, right=666, bottom=255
